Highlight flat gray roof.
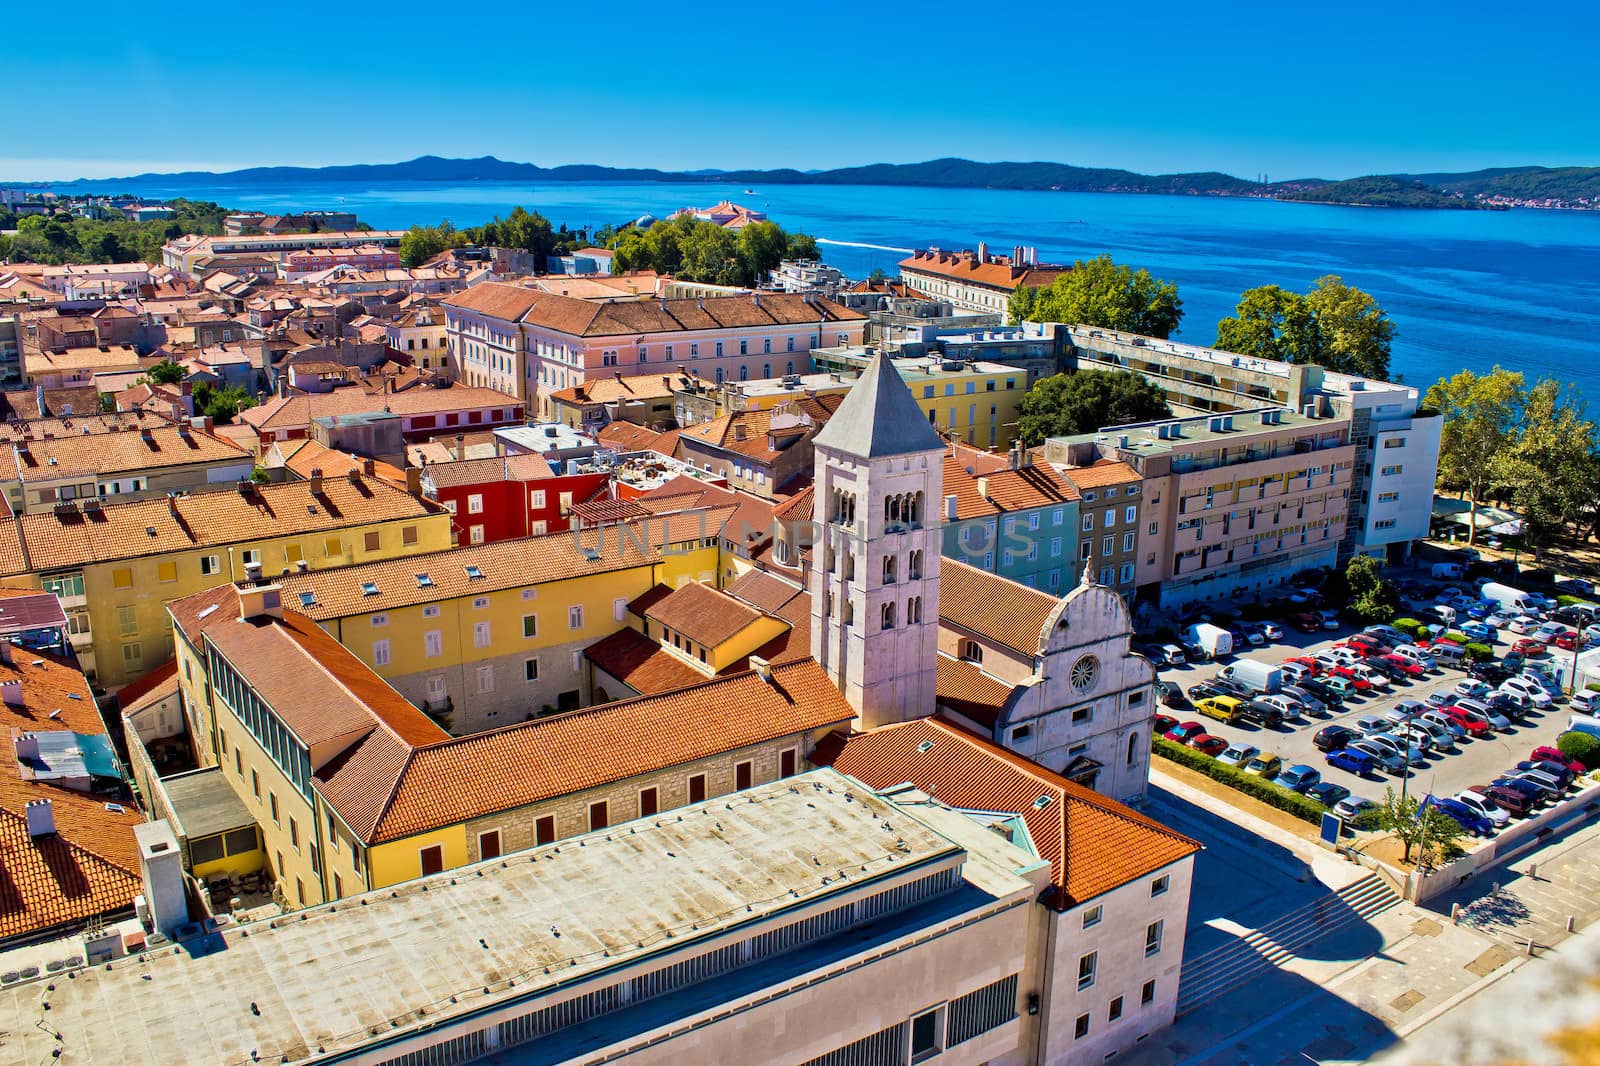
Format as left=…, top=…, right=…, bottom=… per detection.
left=0, top=769, right=964, bottom=1066
left=161, top=767, right=256, bottom=841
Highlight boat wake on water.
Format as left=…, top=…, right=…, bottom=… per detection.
left=816, top=238, right=914, bottom=253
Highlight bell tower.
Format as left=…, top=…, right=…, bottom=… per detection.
left=810, top=352, right=945, bottom=730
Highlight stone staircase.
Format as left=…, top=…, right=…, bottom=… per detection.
left=1176, top=874, right=1401, bottom=1015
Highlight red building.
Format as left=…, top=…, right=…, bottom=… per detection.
left=417, top=453, right=608, bottom=544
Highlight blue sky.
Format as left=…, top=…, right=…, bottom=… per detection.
left=6, top=0, right=1597, bottom=182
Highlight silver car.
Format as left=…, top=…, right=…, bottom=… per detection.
left=1349, top=739, right=1406, bottom=776
left=1363, top=732, right=1430, bottom=768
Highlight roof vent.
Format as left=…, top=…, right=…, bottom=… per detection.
left=0, top=679, right=22, bottom=706
left=24, top=798, right=54, bottom=839
left=1032, top=794, right=1053, bottom=810
left=916, top=740, right=935, bottom=753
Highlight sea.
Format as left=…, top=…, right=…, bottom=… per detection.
left=91, top=177, right=1600, bottom=399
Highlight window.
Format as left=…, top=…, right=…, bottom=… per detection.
left=476, top=664, right=495, bottom=693
left=1123, top=531, right=1135, bottom=551
left=1082, top=514, right=1094, bottom=532
left=1082, top=904, right=1103, bottom=929
left=1104, top=509, right=1116, bottom=528
left=568, top=605, right=583, bottom=630
left=371, top=613, right=389, bottom=627
left=688, top=773, right=707, bottom=803
left=251, top=769, right=260, bottom=798
left=199, top=555, right=220, bottom=576
left=780, top=748, right=797, bottom=777
left=1141, top=980, right=1157, bottom=1007
left=474, top=621, right=491, bottom=648
left=1078, top=951, right=1097, bottom=991
left=233, top=749, right=241, bottom=775
left=373, top=639, right=391, bottom=666
left=1126, top=504, right=1138, bottom=522
left=420, top=845, right=444, bottom=876
left=524, top=658, right=539, bottom=682
left=467, top=494, right=484, bottom=514
left=1102, top=535, right=1114, bottom=557
left=1072, top=707, right=1093, bottom=725
left=735, top=760, right=753, bottom=790
left=1080, top=541, right=1093, bottom=561
left=588, top=801, right=609, bottom=831
left=424, top=630, right=442, bottom=658
left=112, top=567, right=133, bottom=589
left=290, top=818, right=300, bottom=851
left=1380, top=464, right=1403, bottom=476
left=1145, top=920, right=1165, bottom=956
left=269, top=792, right=279, bottom=824
left=535, top=815, right=556, bottom=846
left=881, top=602, right=895, bottom=630
left=324, top=537, right=343, bottom=556
left=479, top=830, right=502, bottom=860
left=910, top=1008, right=944, bottom=1062
left=157, top=561, right=177, bottom=583
left=1377, top=491, right=1400, bottom=504
left=1109, top=996, right=1124, bottom=1022
left=1075, top=1013, right=1090, bottom=1040
left=522, top=614, right=538, bottom=638
left=1151, top=874, right=1170, bottom=897
left=116, top=604, right=137, bottom=636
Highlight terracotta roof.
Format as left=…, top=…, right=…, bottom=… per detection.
left=980, top=464, right=1081, bottom=508
left=114, top=659, right=179, bottom=716
left=934, top=656, right=1016, bottom=728
left=420, top=453, right=553, bottom=489
left=642, top=581, right=766, bottom=647
left=0, top=649, right=145, bottom=939
left=939, top=559, right=1060, bottom=656
left=0, top=421, right=250, bottom=483
left=346, top=659, right=855, bottom=844
left=15, top=472, right=441, bottom=573
left=274, top=528, right=664, bottom=620
left=166, top=584, right=241, bottom=649
left=636, top=480, right=780, bottom=548
left=726, top=568, right=807, bottom=617
left=1059, top=459, right=1141, bottom=491
left=772, top=485, right=814, bottom=522
left=446, top=284, right=865, bottom=336
left=239, top=385, right=520, bottom=433
left=898, top=250, right=1069, bottom=294
left=583, top=628, right=710, bottom=696
left=276, top=440, right=407, bottom=485
left=813, top=717, right=1199, bottom=907
left=569, top=497, right=649, bottom=525
left=940, top=456, right=1001, bottom=520
left=595, top=421, right=680, bottom=456
left=551, top=373, right=693, bottom=406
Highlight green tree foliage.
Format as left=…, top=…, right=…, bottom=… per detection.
left=0, top=200, right=228, bottom=265
left=1016, top=369, right=1173, bottom=446
left=398, top=221, right=463, bottom=268
left=1343, top=554, right=1400, bottom=624
left=1008, top=255, right=1183, bottom=338
left=1495, top=380, right=1600, bottom=556
left=1376, top=787, right=1466, bottom=865
left=191, top=381, right=256, bottom=425
left=1215, top=276, right=1394, bottom=379
left=608, top=216, right=813, bottom=287
left=1424, top=367, right=1527, bottom=545
left=1557, top=731, right=1600, bottom=770
left=147, top=359, right=186, bottom=385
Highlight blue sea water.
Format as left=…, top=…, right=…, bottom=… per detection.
left=98, top=177, right=1600, bottom=397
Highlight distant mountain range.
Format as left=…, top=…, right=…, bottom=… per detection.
left=34, top=156, right=1600, bottom=210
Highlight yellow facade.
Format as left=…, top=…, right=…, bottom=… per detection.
left=901, top=367, right=1026, bottom=451
left=367, top=825, right=470, bottom=892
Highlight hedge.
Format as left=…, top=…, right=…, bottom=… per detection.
left=1463, top=642, right=1493, bottom=662
left=1441, top=630, right=1470, bottom=645
left=1557, top=594, right=1599, bottom=609
left=1558, top=731, right=1600, bottom=769
left=1152, top=738, right=1327, bottom=824
left=1394, top=617, right=1427, bottom=637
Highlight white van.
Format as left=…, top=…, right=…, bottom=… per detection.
left=1571, top=690, right=1599, bottom=715
left=1431, top=562, right=1465, bottom=580
left=1392, top=644, right=1435, bottom=669
left=1427, top=604, right=1458, bottom=626
left=1429, top=642, right=1467, bottom=667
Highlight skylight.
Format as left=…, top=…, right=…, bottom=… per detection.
left=465, top=565, right=484, bottom=580
left=360, top=581, right=380, bottom=597
left=416, top=573, right=434, bottom=588
left=298, top=592, right=317, bottom=608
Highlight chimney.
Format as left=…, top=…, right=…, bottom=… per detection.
left=135, top=821, right=189, bottom=937
left=34, top=384, right=45, bottom=416
left=405, top=466, right=423, bottom=497
left=944, top=494, right=958, bottom=521
left=1009, top=440, right=1022, bottom=470
left=977, top=241, right=988, bottom=263
left=0, top=677, right=22, bottom=706
left=309, top=467, right=324, bottom=495
left=167, top=492, right=181, bottom=517
left=0, top=640, right=11, bottom=665
left=25, top=797, right=54, bottom=839
left=362, top=457, right=375, bottom=476
left=237, top=583, right=283, bottom=621
left=749, top=655, right=772, bottom=683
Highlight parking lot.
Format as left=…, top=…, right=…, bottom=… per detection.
left=1152, top=619, right=1587, bottom=819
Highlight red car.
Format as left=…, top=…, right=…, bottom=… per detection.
left=1553, top=632, right=1582, bottom=651
left=1154, top=714, right=1179, bottom=736
left=1512, top=638, right=1546, bottom=656
left=1328, top=665, right=1374, bottom=691
left=1283, top=655, right=1323, bottom=675
left=1345, top=635, right=1386, bottom=653
left=1531, top=745, right=1587, bottom=774
left=1292, top=612, right=1322, bottom=633
left=1164, top=721, right=1209, bottom=744
left=1191, top=734, right=1228, bottom=757
left=1380, top=653, right=1425, bottom=678
left=1442, top=705, right=1491, bottom=737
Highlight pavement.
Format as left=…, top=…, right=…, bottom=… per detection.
left=1119, top=770, right=1600, bottom=1065
left=1154, top=620, right=1582, bottom=817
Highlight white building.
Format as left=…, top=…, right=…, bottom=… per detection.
left=1321, top=372, right=1444, bottom=562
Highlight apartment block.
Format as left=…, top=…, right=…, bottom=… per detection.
left=1048, top=407, right=1355, bottom=608
left=809, top=347, right=1033, bottom=449
left=939, top=446, right=1082, bottom=595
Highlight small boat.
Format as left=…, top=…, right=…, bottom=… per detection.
left=744, top=188, right=756, bottom=195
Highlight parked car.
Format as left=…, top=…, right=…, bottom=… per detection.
left=1531, top=745, right=1587, bottom=774
left=1217, top=743, right=1259, bottom=768
left=1410, top=716, right=1458, bottom=750
left=1459, top=621, right=1497, bottom=642
left=1307, top=781, right=1351, bottom=808
left=1441, top=706, right=1492, bottom=737
left=1553, top=631, right=1585, bottom=652
left=1348, top=740, right=1406, bottom=776
left=1500, top=677, right=1553, bottom=709
left=1322, top=676, right=1359, bottom=699
left=1487, top=693, right=1530, bottom=723
left=1379, top=654, right=1426, bottom=679
left=1469, top=661, right=1514, bottom=685
left=1326, top=748, right=1378, bottom=776
left=1156, top=681, right=1188, bottom=709
left=1243, top=752, right=1282, bottom=778
left=1354, top=715, right=1391, bottom=736
left=1259, top=621, right=1284, bottom=641
left=1488, top=777, right=1548, bottom=810
left=1427, top=796, right=1494, bottom=837
left=1453, top=789, right=1511, bottom=829
left=1502, top=768, right=1565, bottom=800
left=1512, top=638, right=1547, bottom=657
left=1453, top=679, right=1493, bottom=702
left=1313, top=725, right=1360, bottom=752
left=1513, top=759, right=1575, bottom=790
left=1418, top=709, right=1469, bottom=742
left=1292, top=612, right=1323, bottom=633
left=1453, top=698, right=1512, bottom=731
left=1279, top=662, right=1313, bottom=686
left=1192, top=734, right=1229, bottom=757
left=1481, top=782, right=1539, bottom=816
left=1424, top=689, right=1457, bottom=710
left=1363, top=732, right=1430, bottom=767
left=1507, top=616, right=1541, bottom=635
left=1277, top=764, right=1321, bottom=793
left=1332, top=795, right=1379, bottom=821
left=1157, top=644, right=1189, bottom=666
left=1238, top=624, right=1267, bottom=647
left=1364, top=624, right=1412, bottom=646
left=1163, top=721, right=1209, bottom=745
left=1298, top=678, right=1346, bottom=707
left=1281, top=684, right=1328, bottom=716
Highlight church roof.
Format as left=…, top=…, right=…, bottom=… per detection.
left=811, top=351, right=945, bottom=459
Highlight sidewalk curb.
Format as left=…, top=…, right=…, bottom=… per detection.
left=1393, top=952, right=1533, bottom=1039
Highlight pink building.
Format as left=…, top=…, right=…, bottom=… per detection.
left=281, top=245, right=401, bottom=281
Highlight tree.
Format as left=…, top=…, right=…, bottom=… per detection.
left=1424, top=368, right=1525, bottom=544
left=1375, top=787, right=1465, bottom=865
left=398, top=221, right=462, bottom=268
left=1214, top=285, right=1322, bottom=364
left=1343, top=554, right=1400, bottom=624
left=147, top=359, right=185, bottom=385
left=1304, top=275, right=1395, bottom=379
left=1556, top=730, right=1600, bottom=770
left=1495, top=380, right=1600, bottom=557
left=191, top=381, right=256, bottom=425
left=1009, top=255, right=1182, bottom=337
left=609, top=215, right=817, bottom=287
left=1016, top=369, right=1173, bottom=445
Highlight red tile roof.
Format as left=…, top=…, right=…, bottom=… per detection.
left=898, top=250, right=1069, bottom=294
left=939, top=559, right=1062, bottom=656
left=813, top=718, right=1199, bottom=907
left=934, top=656, right=1016, bottom=728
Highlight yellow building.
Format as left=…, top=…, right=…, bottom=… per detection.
left=384, top=305, right=451, bottom=372
left=168, top=582, right=853, bottom=906
left=272, top=508, right=731, bottom=735
left=0, top=468, right=453, bottom=689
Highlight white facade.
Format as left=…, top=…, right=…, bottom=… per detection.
left=1330, top=376, right=1444, bottom=559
